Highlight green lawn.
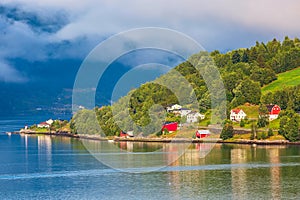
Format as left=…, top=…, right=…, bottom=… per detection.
left=262, top=67, right=300, bottom=94
left=235, top=105, right=259, bottom=119
left=268, top=118, right=280, bottom=130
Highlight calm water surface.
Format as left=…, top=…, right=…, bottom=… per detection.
left=1, top=118, right=300, bottom=199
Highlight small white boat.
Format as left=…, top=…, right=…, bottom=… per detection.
left=108, top=139, right=114, bottom=143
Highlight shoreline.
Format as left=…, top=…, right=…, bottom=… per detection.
left=6, top=130, right=299, bottom=146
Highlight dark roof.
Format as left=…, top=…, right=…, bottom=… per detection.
left=181, top=108, right=190, bottom=110
left=188, top=111, right=200, bottom=115
left=163, top=122, right=177, bottom=125
left=266, top=104, right=274, bottom=112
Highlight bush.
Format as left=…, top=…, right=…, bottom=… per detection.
left=256, top=132, right=267, bottom=140
left=261, top=132, right=267, bottom=140
left=163, top=128, right=169, bottom=135
left=220, top=123, right=234, bottom=140
left=268, top=128, right=274, bottom=137
left=257, top=117, right=269, bottom=128
left=279, top=112, right=300, bottom=141
left=240, top=119, right=245, bottom=127
left=256, top=132, right=261, bottom=140
left=156, top=131, right=163, bottom=137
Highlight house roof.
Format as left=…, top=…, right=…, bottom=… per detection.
left=266, top=104, right=274, bottom=112
left=163, top=122, right=178, bottom=125
left=187, top=111, right=200, bottom=115
left=181, top=108, right=190, bottom=110
left=266, top=104, right=280, bottom=112
left=196, top=130, right=210, bottom=134
left=231, top=109, right=241, bottom=114
left=39, top=122, right=49, bottom=125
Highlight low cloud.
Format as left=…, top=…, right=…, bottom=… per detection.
left=0, top=61, right=27, bottom=83
left=1, top=0, right=300, bottom=61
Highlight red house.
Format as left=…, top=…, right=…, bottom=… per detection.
left=162, top=122, right=178, bottom=132
left=120, top=131, right=134, bottom=138
left=120, top=131, right=128, bottom=137
left=266, top=104, right=281, bottom=120
left=195, top=130, right=210, bottom=138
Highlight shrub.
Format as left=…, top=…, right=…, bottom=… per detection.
left=156, top=131, right=163, bottom=137
left=220, top=123, right=234, bottom=140
left=268, top=128, right=274, bottom=137
left=261, top=132, right=267, bottom=140
left=163, top=128, right=169, bottom=135
left=240, top=119, right=245, bottom=127
left=256, top=132, right=267, bottom=140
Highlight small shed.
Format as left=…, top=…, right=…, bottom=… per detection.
left=120, top=131, right=134, bottom=138
left=195, top=130, right=210, bottom=138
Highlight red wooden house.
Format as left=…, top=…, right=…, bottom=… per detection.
left=162, top=122, right=178, bottom=132
left=266, top=104, right=281, bottom=120
left=120, top=131, right=128, bottom=137
left=195, top=130, right=210, bottom=138
left=120, top=131, right=134, bottom=138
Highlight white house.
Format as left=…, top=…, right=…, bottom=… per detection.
left=230, top=109, right=247, bottom=122
left=186, top=111, right=205, bottom=123
left=167, top=104, right=182, bottom=112
left=37, top=122, right=50, bottom=128
left=180, top=108, right=192, bottom=117
left=46, top=119, right=54, bottom=125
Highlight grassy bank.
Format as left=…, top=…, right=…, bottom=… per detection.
left=262, top=66, right=300, bottom=94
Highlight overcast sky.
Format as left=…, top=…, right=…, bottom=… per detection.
left=1, top=0, right=300, bottom=83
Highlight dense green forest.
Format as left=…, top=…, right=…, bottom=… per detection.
left=71, top=36, right=300, bottom=140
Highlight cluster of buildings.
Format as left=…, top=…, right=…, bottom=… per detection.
left=159, top=104, right=206, bottom=134
left=166, top=104, right=205, bottom=123
left=230, top=104, right=281, bottom=122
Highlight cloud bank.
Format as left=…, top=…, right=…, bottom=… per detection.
left=1, top=0, right=300, bottom=82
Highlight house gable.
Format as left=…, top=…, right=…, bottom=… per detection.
left=230, top=109, right=247, bottom=121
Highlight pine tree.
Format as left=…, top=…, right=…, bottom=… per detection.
left=232, top=51, right=241, bottom=64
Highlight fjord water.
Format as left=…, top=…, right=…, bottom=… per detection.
left=1, top=119, right=300, bottom=199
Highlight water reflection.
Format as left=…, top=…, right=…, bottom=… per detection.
left=269, top=148, right=281, bottom=200
left=38, top=135, right=52, bottom=170
left=81, top=140, right=194, bottom=172
left=231, top=148, right=247, bottom=200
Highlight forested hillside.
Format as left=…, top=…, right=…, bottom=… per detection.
left=71, top=37, right=300, bottom=137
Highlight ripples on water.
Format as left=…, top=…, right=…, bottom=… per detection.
left=1, top=118, right=300, bottom=199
